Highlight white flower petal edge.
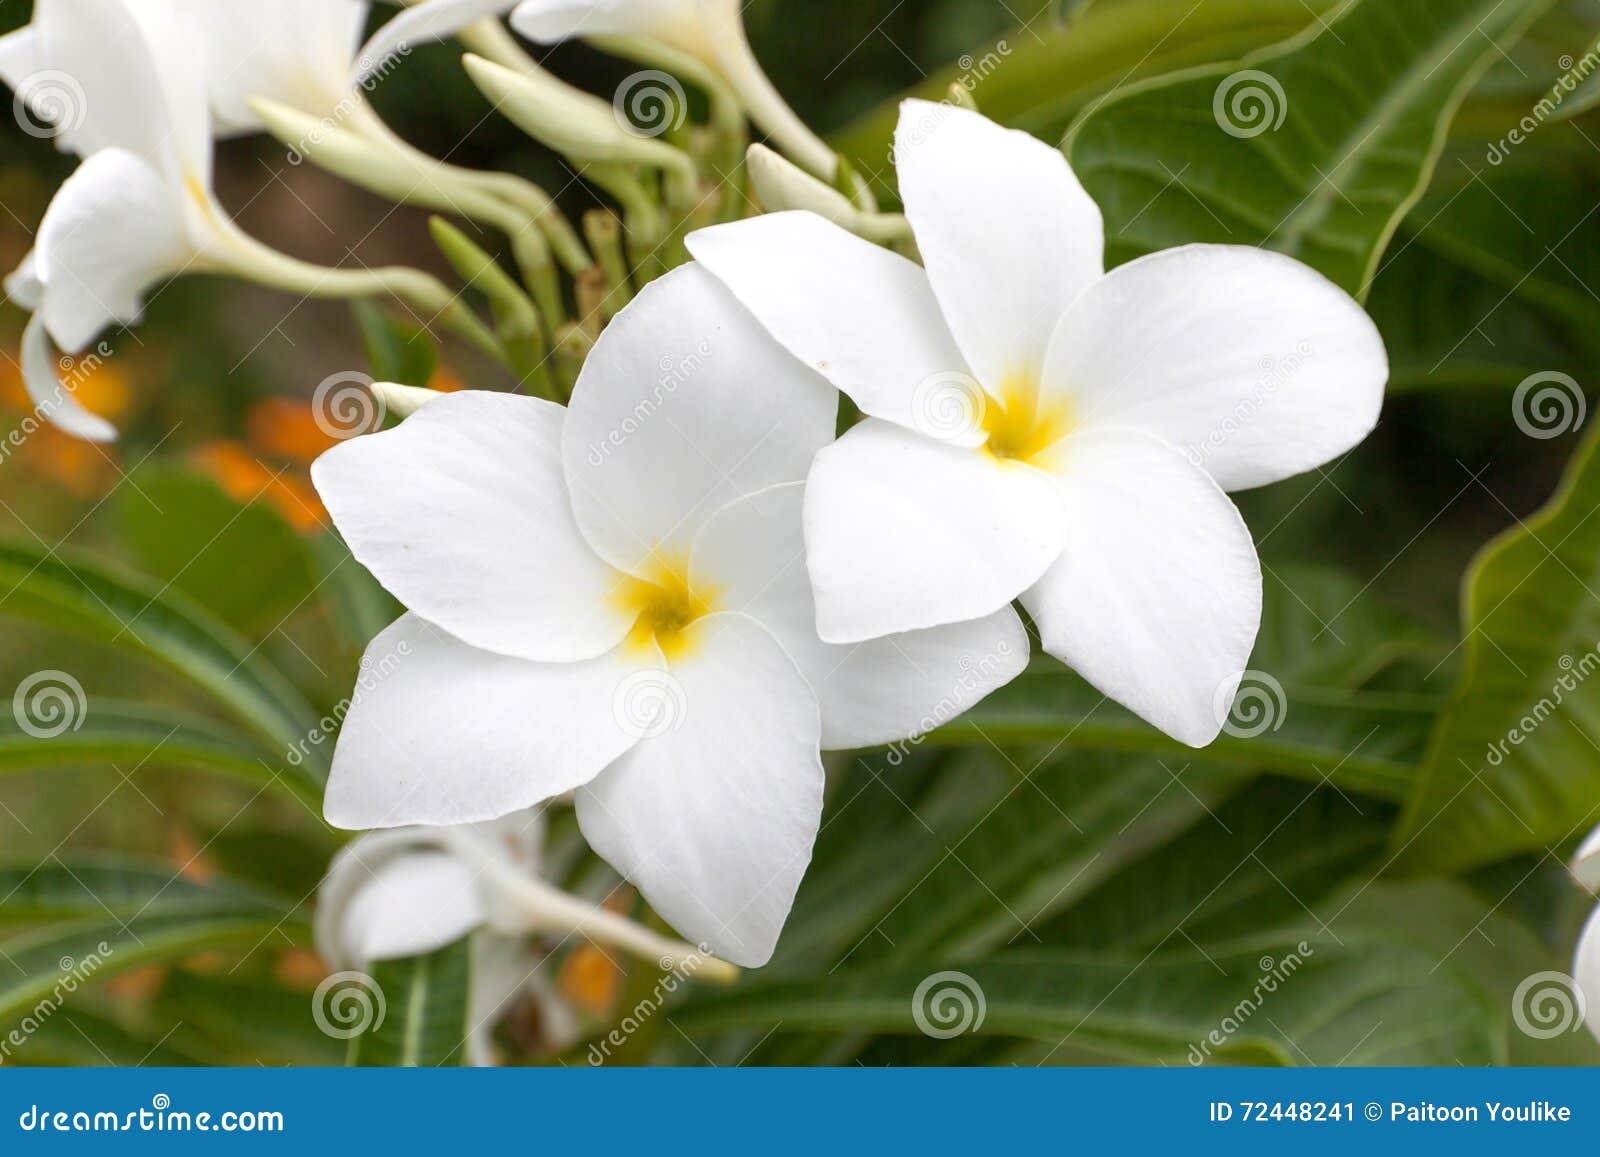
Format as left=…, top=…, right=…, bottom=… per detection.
left=686, top=211, right=978, bottom=439
left=1024, top=429, right=1262, bottom=748
left=803, top=419, right=1065, bottom=643
left=1576, top=905, right=1600, bottom=1045
left=312, top=391, right=638, bottom=664
left=20, top=318, right=116, bottom=444
left=688, top=482, right=1030, bottom=748
left=576, top=612, right=824, bottom=967
left=33, top=149, right=195, bottom=353
left=560, top=262, right=836, bottom=576
left=1573, top=824, right=1600, bottom=891
left=894, top=98, right=1103, bottom=387
left=1043, top=244, right=1388, bottom=492
left=323, top=614, right=649, bottom=830
left=357, top=0, right=518, bottom=83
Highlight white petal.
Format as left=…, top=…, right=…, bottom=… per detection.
left=323, top=615, right=649, bottom=830
left=6, top=251, right=42, bottom=311
left=312, top=391, right=637, bottom=664
left=20, top=316, right=117, bottom=443
left=1044, top=244, right=1388, bottom=492
left=358, top=0, right=517, bottom=83
left=803, top=419, right=1064, bottom=643
left=894, top=99, right=1103, bottom=386
left=176, top=0, right=367, bottom=132
left=562, top=263, right=835, bottom=576
left=1022, top=429, right=1262, bottom=747
left=690, top=482, right=1030, bottom=747
left=688, top=212, right=979, bottom=440
left=575, top=613, right=823, bottom=967
left=0, top=26, right=38, bottom=101
left=512, top=0, right=701, bottom=48
left=35, top=0, right=211, bottom=177
left=1573, top=825, right=1600, bottom=891
left=1577, top=906, right=1600, bottom=1045
left=344, top=850, right=485, bottom=963
left=34, top=150, right=192, bottom=353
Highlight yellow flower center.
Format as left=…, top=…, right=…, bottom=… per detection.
left=614, top=556, right=718, bottom=661
left=981, top=374, right=1073, bottom=464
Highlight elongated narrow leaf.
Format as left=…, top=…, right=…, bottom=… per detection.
left=0, top=908, right=296, bottom=1025
left=1395, top=419, right=1600, bottom=872
left=679, top=936, right=1499, bottom=1065
left=12, top=1007, right=211, bottom=1067
left=1065, top=0, right=1558, bottom=295
left=154, top=972, right=345, bottom=1066
left=0, top=538, right=325, bottom=776
left=346, top=936, right=474, bottom=1067
left=0, top=856, right=279, bottom=921
left=0, top=703, right=321, bottom=809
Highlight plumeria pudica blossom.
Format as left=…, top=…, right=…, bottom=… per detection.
left=689, top=100, right=1389, bottom=748
left=311, top=263, right=1026, bottom=966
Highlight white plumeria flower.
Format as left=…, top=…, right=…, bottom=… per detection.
left=311, top=264, right=1027, bottom=966
left=1, top=0, right=231, bottom=441
left=316, top=810, right=713, bottom=1063
left=315, top=813, right=573, bottom=1065
left=688, top=101, right=1389, bottom=748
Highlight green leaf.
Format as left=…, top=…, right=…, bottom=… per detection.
left=353, top=300, right=438, bottom=388
left=833, top=0, right=1339, bottom=196
left=0, top=537, right=326, bottom=778
left=346, top=936, right=474, bottom=1067
left=1038, top=779, right=1392, bottom=950
left=929, top=565, right=1440, bottom=801
left=1064, top=0, right=1559, bottom=295
left=0, top=856, right=280, bottom=921
left=1394, top=419, right=1600, bottom=872
left=0, top=908, right=297, bottom=1026
left=154, top=971, right=345, bottom=1066
left=679, top=935, right=1500, bottom=1065
left=10, top=1007, right=212, bottom=1067
left=118, top=464, right=319, bottom=637
left=0, top=703, right=319, bottom=809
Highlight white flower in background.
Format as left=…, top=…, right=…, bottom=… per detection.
left=688, top=101, right=1388, bottom=748
left=1, top=0, right=233, bottom=441
left=1571, top=825, right=1600, bottom=1043
left=311, top=264, right=1026, bottom=966
left=315, top=810, right=712, bottom=1063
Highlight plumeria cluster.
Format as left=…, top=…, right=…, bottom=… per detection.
left=4, top=2, right=1393, bottom=974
